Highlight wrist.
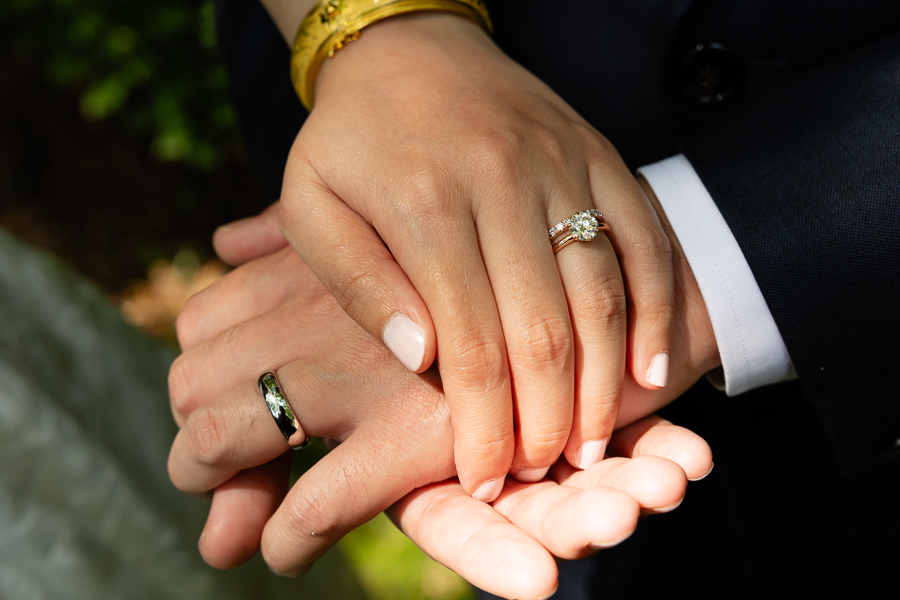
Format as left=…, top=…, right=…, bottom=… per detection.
left=314, top=12, right=496, bottom=106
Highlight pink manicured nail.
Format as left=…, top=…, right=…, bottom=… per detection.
left=382, top=313, right=426, bottom=372
left=472, top=478, right=504, bottom=502
left=575, top=439, right=606, bottom=470
left=646, top=351, right=669, bottom=387
left=511, top=466, right=549, bottom=483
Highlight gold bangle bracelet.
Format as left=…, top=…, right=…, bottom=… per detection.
left=290, top=0, right=492, bottom=111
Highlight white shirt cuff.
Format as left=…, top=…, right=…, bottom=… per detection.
left=636, top=154, right=795, bottom=396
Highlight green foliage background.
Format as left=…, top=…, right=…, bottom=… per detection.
left=0, top=0, right=238, bottom=168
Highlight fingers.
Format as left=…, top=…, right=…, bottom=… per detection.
left=213, top=202, right=288, bottom=267
left=168, top=378, right=300, bottom=494
left=169, top=299, right=323, bottom=425
left=583, top=132, right=674, bottom=391
left=492, top=479, right=640, bottom=559
left=280, top=159, right=436, bottom=374
left=199, top=454, right=292, bottom=569
left=551, top=202, right=627, bottom=472
left=175, top=246, right=309, bottom=352
left=326, top=170, right=520, bottom=500
left=551, top=454, right=687, bottom=514
left=402, top=225, right=516, bottom=500
left=260, top=422, right=452, bottom=577
left=475, top=190, right=575, bottom=484
left=390, top=481, right=559, bottom=600
left=608, top=414, right=714, bottom=481
left=171, top=341, right=457, bottom=576
left=169, top=341, right=410, bottom=494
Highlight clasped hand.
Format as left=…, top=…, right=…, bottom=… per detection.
left=168, top=240, right=712, bottom=598
left=166, top=11, right=723, bottom=598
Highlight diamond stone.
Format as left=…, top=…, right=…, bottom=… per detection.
left=567, top=211, right=600, bottom=241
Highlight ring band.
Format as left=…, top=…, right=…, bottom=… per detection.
left=549, top=209, right=610, bottom=254
left=258, top=372, right=311, bottom=450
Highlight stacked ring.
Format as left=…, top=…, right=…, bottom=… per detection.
left=258, top=372, right=311, bottom=450
left=549, top=209, right=610, bottom=254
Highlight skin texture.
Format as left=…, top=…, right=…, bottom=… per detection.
left=168, top=182, right=719, bottom=598
left=273, top=12, right=679, bottom=498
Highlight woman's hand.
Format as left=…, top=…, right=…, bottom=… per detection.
left=168, top=244, right=713, bottom=598
left=274, top=12, right=676, bottom=499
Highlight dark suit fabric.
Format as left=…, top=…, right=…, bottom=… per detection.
left=216, top=0, right=900, bottom=596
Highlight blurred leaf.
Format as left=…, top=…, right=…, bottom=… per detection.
left=152, top=130, right=191, bottom=162
left=81, top=76, right=128, bottom=119
left=68, top=12, right=104, bottom=47
left=1, top=0, right=241, bottom=168
left=198, top=1, right=217, bottom=49
left=108, top=26, right=137, bottom=54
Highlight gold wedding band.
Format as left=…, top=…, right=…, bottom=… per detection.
left=549, top=209, right=609, bottom=254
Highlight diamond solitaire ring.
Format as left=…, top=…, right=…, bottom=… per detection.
left=549, top=209, right=610, bottom=254
left=258, top=372, right=311, bottom=450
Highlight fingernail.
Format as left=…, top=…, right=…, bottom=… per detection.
left=646, top=351, right=669, bottom=387
left=575, top=439, right=607, bottom=470
left=511, top=466, right=549, bottom=483
left=536, top=584, right=559, bottom=600
left=588, top=530, right=634, bottom=550
left=472, top=478, right=504, bottom=502
left=689, top=461, right=714, bottom=482
left=646, top=496, right=684, bottom=514
left=382, top=313, right=426, bottom=372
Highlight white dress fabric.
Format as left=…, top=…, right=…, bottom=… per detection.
left=0, top=229, right=365, bottom=600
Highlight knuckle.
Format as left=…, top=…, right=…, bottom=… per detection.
left=639, top=300, right=676, bottom=339
left=520, top=425, right=570, bottom=459
left=470, top=127, right=524, bottom=178
left=167, top=355, right=195, bottom=418
left=460, top=429, right=515, bottom=463
left=576, top=274, right=628, bottom=325
left=284, top=482, right=340, bottom=541
left=445, top=333, right=507, bottom=391
left=628, top=225, right=672, bottom=264
left=515, top=314, right=574, bottom=373
left=320, top=247, right=399, bottom=329
left=398, top=164, right=456, bottom=222
left=174, top=301, right=199, bottom=349
left=531, top=124, right=569, bottom=168
left=277, top=455, right=380, bottom=546
left=576, top=124, right=616, bottom=159
left=326, top=260, right=382, bottom=319
left=184, top=405, right=233, bottom=468
left=582, top=383, right=622, bottom=420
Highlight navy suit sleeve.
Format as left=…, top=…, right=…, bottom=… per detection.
left=680, top=32, right=900, bottom=474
